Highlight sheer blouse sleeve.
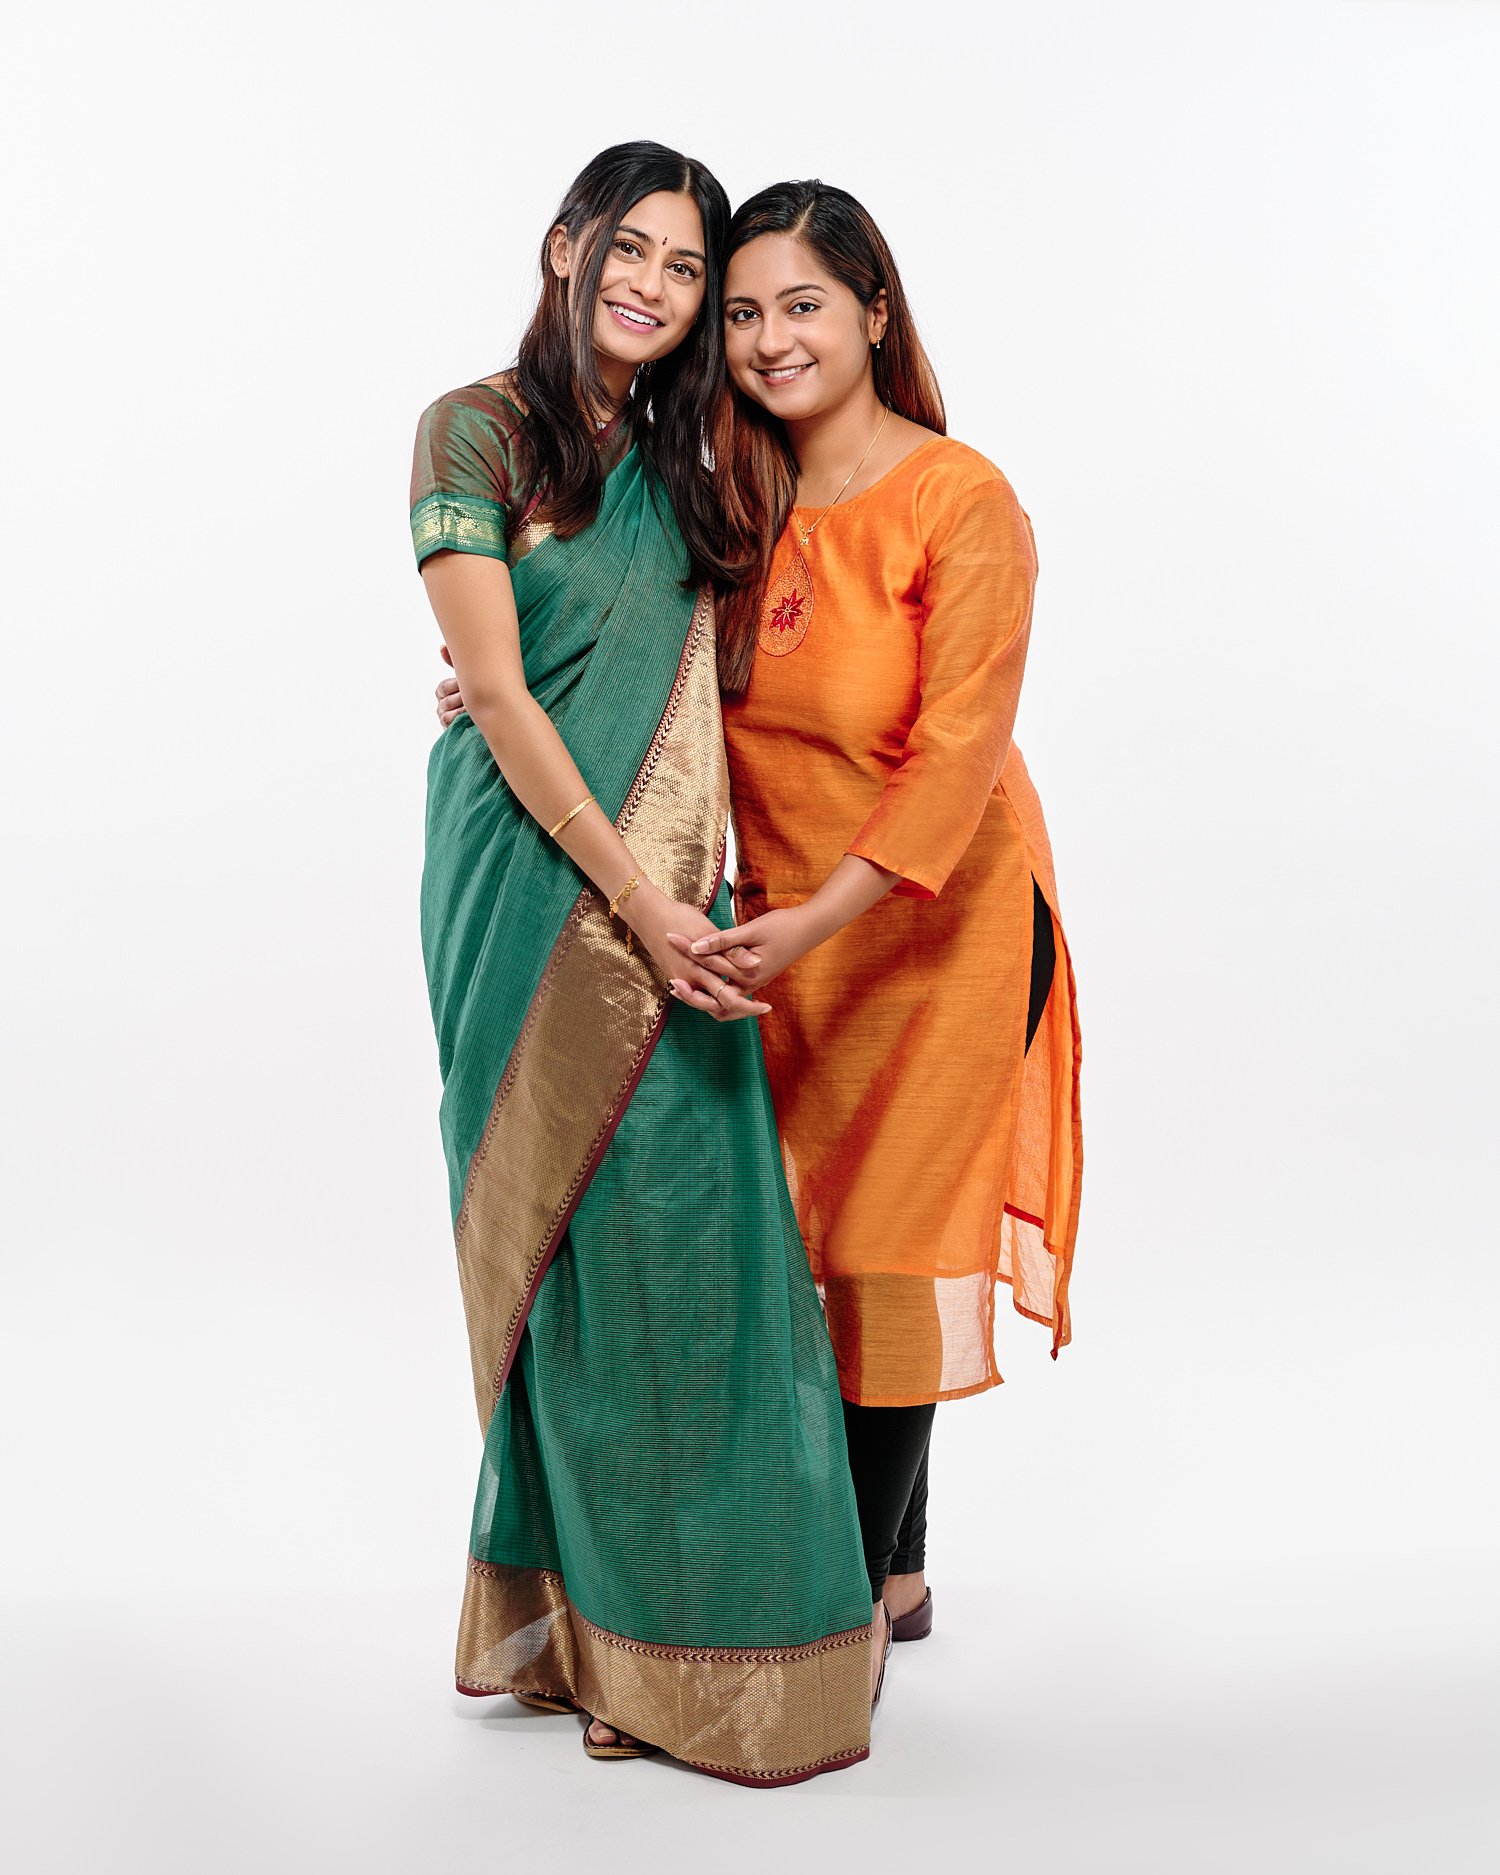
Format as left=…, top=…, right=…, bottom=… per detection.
left=845, top=474, right=1037, bottom=899
left=408, top=387, right=520, bottom=568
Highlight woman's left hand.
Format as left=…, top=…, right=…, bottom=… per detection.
left=672, top=906, right=821, bottom=992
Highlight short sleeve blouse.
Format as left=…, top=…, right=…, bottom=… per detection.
left=409, top=378, right=529, bottom=568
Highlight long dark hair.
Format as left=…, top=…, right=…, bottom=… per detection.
left=515, top=141, right=734, bottom=589
left=713, top=180, right=947, bottom=693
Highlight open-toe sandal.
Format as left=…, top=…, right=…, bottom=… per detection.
left=581, top=1714, right=658, bottom=1761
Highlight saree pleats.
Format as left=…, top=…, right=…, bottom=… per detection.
left=416, top=406, right=870, bottom=1784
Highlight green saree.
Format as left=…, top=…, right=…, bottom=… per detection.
left=411, top=378, right=872, bottom=1785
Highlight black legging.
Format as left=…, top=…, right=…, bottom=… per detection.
left=842, top=1399, right=935, bottom=1599
left=1025, top=875, right=1056, bottom=1050
left=841, top=878, right=1055, bottom=1600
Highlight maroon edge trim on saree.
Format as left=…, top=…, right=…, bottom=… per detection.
left=689, top=1748, right=868, bottom=1790
left=455, top=1677, right=868, bottom=1789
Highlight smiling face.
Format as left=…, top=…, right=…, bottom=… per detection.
left=551, top=189, right=709, bottom=388
left=722, top=232, right=887, bottom=422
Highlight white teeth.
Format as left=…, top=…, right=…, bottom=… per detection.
left=611, top=305, right=660, bottom=327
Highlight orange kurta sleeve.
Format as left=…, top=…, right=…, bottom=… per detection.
left=846, top=475, right=1037, bottom=897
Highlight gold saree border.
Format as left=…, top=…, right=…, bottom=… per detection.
left=456, top=1559, right=872, bottom=1787
left=453, top=588, right=728, bottom=1424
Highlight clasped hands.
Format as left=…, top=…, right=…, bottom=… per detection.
left=664, top=907, right=818, bottom=1021
left=629, top=887, right=819, bottom=1026
left=435, top=660, right=816, bottom=1026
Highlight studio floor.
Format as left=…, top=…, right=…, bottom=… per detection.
left=3, top=1559, right=1491, bottom=1874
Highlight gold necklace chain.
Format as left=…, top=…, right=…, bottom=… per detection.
left=795, top=407, right=891, bottom=549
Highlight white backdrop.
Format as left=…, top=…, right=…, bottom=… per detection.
left=2, top=2, right=1495, bottom=1868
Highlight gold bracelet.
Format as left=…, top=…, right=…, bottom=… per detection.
left=547, top=795, right=596, bottom=840
left=608, top=874, right=640, bottom=953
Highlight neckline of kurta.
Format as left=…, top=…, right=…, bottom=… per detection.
left=790, top=433, right=948, bottom=519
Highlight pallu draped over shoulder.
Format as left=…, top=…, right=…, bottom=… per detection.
left=412, top=378, right=872, bottom=1786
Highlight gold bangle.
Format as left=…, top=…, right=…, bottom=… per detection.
left=608, top=874, right=640, bottom=953
left=547, top=795, right=596, bottom=840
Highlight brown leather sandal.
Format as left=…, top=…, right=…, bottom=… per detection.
left=890, top=1587, right=933, bottom=1643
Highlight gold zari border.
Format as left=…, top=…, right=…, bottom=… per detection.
left=457, top=1559, right=872, bottom=1784
left=453, top=588, right=727, bottom=1423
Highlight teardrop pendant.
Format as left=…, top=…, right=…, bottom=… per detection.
left=758, top=549, right=814, bottom=657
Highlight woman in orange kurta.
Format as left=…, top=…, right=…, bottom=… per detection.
left=683, top=180, right=1082, bottom=1656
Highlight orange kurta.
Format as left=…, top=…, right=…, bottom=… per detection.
left=723, top=436, right=1082, bottom=1407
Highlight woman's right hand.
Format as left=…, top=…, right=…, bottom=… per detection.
left=623, top=885, right=770, bottom=1023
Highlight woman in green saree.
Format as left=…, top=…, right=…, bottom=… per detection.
left=411, top=142, right=873, bottom=1784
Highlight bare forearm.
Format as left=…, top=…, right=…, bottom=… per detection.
left=421, top=553, right=677, bottom=941
left=468, top=691, right=642, bottom=908
left=684, top=852, right=898, bottom=985
left=799, top=854, right=901, bottom=944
